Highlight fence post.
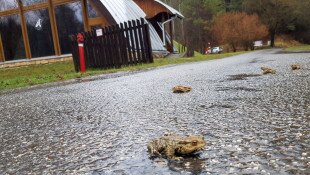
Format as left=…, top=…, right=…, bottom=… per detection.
left=137, top=19, right=146, bottom=63
left=132, top=20, right=142, bottom=63
left=70, top=35, right=79, bottom=72
left=124, top=22, right=133, bottom=64
left=77, top=33, right=86, bottom=73
left=142, top=20, right=153, bottom=63
left=120, top=23, right=129, bottom=65
left=128, top=21, right=137, bottom=64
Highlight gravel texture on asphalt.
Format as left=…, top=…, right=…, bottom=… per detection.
left=0, top=49, right=309, bottom=174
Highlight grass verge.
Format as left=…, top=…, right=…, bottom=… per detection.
left=0, top=51, right=246, bottom=91
left=285, top=44, right=310, bottom=52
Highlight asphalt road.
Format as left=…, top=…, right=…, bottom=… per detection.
left=0, top=49, right=309, bottom=174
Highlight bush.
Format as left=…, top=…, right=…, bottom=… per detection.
left=212, top=12, right=268, bottom=52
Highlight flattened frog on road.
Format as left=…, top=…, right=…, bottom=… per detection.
left=147, top=133, right=206, bottom=161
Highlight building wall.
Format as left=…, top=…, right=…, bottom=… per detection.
left=0, top=55, right=72, bottom=69
left=0, top=0, right=171, bottom=64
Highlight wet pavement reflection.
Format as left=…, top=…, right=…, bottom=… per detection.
left=0, top=49, right=309, bottom=174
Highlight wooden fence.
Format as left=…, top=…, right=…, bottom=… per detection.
left=70, top=18, right=153, bottom=72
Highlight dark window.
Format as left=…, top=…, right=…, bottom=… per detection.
left=0, top=0, right=18, bottom=11
left=25, top=8, right=54, bottom=57
left=87, top=0, right=98, bottom=18
left=55, top=2, right=84, bottom=54
left=0, top=15, right=26, bottom=61
left=21, top=0, right=46, bottom=6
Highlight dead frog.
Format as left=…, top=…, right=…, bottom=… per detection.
left=147, top=133, right=206, bottom=161
left=172, top=86, right=192, bottom=93
left=261, top=67, right=276, bottom=74
left=291, top=64, right=301, bottom=70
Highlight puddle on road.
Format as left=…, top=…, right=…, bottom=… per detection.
left=199, top=104, right=234, bottom=109
left=227, top=74, right=261, bottom=81
left=250, top=59, right=275, bottom=64
left=215, top=86, right=262, bottom=92
left=168, top=156, right=206, bottom=174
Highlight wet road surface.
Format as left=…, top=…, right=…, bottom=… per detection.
left=0, top=49, right=309, bottom=174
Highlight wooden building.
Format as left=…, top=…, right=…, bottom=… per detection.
left=134, top=0, right=184, bottom=52
left=0, top=0, right=183, bottom=63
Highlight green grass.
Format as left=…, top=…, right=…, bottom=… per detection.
left=0, top=62, right=77, bottom=91
left=173, top=41, right=187, bottom=52
left=285, top=44, right=310, bottom=52
left=0, top=51, right=246, bottom=91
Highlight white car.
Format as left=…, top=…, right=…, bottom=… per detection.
left=211, top=47, right=223, bottom=54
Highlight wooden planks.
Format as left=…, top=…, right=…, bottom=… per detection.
left=70, top=18, right=153, bottom=72
left=88, top=17, right=108, bottom=27
left=17, top=0, right=32, bottom=59
left=47, top=0, right=61, bottom=56
left=133, top=0, right=168, bottom=19
left=0, top=9, right=19, bottom=17
left=23, top=2, right=48, bottom=12
left=81, top=0, right=90, bottom=31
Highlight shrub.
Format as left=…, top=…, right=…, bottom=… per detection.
left=212, top=12, right=268, bottom=52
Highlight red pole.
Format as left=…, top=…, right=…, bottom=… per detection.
left=77, top=33, right=86, bottom=73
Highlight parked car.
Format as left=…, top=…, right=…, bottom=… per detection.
left=205, top=46, right=223, bottom=54
left=254, top=40, right=263, bottom=47
left=211, top=47, right=223, bottom=54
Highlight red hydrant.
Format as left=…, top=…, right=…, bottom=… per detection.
left=77, top=33, right=86, bottom=73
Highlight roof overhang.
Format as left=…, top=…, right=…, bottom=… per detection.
left=154, top=0, right=184, bottom=19
left=92, top=0, right=167, bottom=52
